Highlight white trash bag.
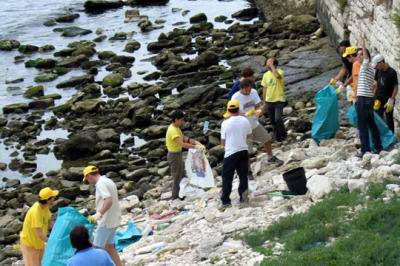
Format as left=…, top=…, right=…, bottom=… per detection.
left=179, top=178, right=206, bottom=199
left=185, top=149, right=215, bottom=188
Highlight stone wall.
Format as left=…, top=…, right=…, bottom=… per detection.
left=316, top=0, right=400, bottom=71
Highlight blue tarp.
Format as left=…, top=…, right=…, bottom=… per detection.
left=346, top=105, right=396, bottom=151
left=311, top=85, right=339, bottom=142
left=115, top=221, right=142, bottom=252
left=42, top=207, right=94, bottom=266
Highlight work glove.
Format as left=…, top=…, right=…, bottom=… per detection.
left=254, top=109, right=263, bottom=117
left=384, top=98, right=394, bottom=113
left=373, top=100, right=381, bottom=111
left=329, top=78, right=336, bottom=85
left=245, top=109, right=255, bottom=117
left=88, top=212, right=102, bottom=224
left=335, top=85, right=345, bottom=95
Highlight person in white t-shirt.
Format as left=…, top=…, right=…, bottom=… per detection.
left=83, top=165, right=122, bottom=266
left=231, top=79, right=283, bottom=172
left=220, top=99, right=252, bottom=206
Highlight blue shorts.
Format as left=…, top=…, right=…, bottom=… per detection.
left=93, top=227, right=117, bottom=248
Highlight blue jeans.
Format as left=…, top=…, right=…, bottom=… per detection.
left=356, top=97, right=382, bottom=153
left=266, top=102, right=287, bottom=141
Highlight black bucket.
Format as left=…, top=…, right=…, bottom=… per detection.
left=282, top=167, right=307, bottom=195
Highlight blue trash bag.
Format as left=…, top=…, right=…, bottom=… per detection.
left=346, top=105, right=396, bottom=151
left=311, top=85, right=339, bottom=142
left=42, top=207, right=94, bottom=266
left=115, top=221, right=142, bottom=252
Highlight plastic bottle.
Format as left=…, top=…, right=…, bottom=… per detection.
left=152, top=222, right=170, bottom=231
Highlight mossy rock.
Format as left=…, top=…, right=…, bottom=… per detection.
left=43, top=19, right=57, bottom=27
left=51, top=66, right=71, bottom=75
left=98, top=51, right=116, bottom=60
left=189, top=13, right=207, bottom=24
left=24, top=85, right=44, bottom=98
left=67, top=40, right=96, bottom=49
left=3, top=103, right=29, bottom=114
left=93, top=35, right=107, bottom=43
left=124, top=40, right=141, bottom=53
left=102, top=73, right=124, bottom=87
left=18, top=44, right=39, bottom=54
left=113, top=67, right=132, bottom=78
left=214, top=15, right=227, bottom=22
left=39, top=44, right=56, bottom=52
left=109, top=32, right=128, bottom=41
left=25, top=58, right=57, bottom=69
left=0, top=39, right=21, bottom=51
left=34, top=73, right=58, bottom=83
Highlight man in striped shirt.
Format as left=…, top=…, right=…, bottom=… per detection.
left=353, top=35, right=382, bottom=157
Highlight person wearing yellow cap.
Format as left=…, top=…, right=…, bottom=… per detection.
left=165, top=110, right=205, bottom=200
left=332, top=40, right=353, bottom=85
left=19, top=187, right=59, bottom=266
left=83, top=165, right=122, bottom=266
left=342, top=46, right=362, bottom=102
left=220, top=99, right=252, bottom=207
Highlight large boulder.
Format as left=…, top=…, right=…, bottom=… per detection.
left=231, top=8, right=258, bottom=21
left=3, top=103, right=29, bottom=114
left=54, top=132, right=98, bottom=160
left=24, top=85, right=44, bottom=98
left=102, top=73, right=124, bottom=87
left=192, top=51, right=219, bottom=68
left=56, top=75, right=94, bottom=88
left=96, top=128, right=119, bottom=143
left=189, top=13, right=207, bottom=24
left=84, top=0, right=124, bottom=12
left=0, top=39, right=20, bottom=51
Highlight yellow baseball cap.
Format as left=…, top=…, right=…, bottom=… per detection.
left=39, top=187, right=59, bottom=200
left=342, top=46, right=357, bottom=58
left=223, top=99, right=240, bottom=118
left=82, top=165, right=99, bottom=181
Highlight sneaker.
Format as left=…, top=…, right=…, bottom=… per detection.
left=240, top=190, right=249, bottom=203
left=268, top=156, right=284, bottom=165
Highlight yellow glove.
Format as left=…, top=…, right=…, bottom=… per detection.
left=373, top=100, right=381, bottom=111
left=330, top=78, right=337, bottom=85
left=384, top=98, right=394, bottom=113
left=245, top=109, right=255, bottom=116
left=335, top=85, right=344, bottom=95
left=88, top=212, right=102, bottom=224
left=13, top=243, right=20, bottom=251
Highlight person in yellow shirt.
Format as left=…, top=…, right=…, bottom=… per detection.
left=20, top=187, right=59, bottom=266
left=166, top=110, right=204, bottom=199
left=261, top=57, right=287, bottom=142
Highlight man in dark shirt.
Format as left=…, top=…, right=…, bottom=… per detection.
left=227, top=67, right=256, bottom=99
left=372, top=54, right=398, bottom=133
left=332, top=40, right=353, bottom=84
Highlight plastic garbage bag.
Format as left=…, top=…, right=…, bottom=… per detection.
left=115, top=221, right=141, bottom=252
left=346, top=105, right=396, bottom=151
left=185, top=149, right=214, bottom=188
left=179, top=178, right=206, bottom=199
left=42, top=207, right=94, bottom=266
left=311, top=85, right=339, bottom=142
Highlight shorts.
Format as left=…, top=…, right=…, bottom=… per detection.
left=247, top=124, right=272, bottom=152
left=93, top=227, right=117, bottom=248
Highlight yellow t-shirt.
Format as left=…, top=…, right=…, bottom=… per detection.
left=166, top=124, right=183, bottom=152
left=20, top=202, right=51, bottom=250
left=261, top=69, right=285, bottom=102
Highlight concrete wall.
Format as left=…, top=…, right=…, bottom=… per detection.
left=316, top=0, right=400, bottom=71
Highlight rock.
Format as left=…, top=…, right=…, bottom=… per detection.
left=84, top=0, right=124, bottom=12
left=109, top=32, right=128, bottom=41
left=113, top=67, right=132, bottom=78
left=93, top=35, right=107, bottom=42
left=56, top=55, right=87, bottom=68
left=71, top=99, right=105, bottom=113
left=43, top=19, right=57, bottom=27
left=231, top=8, right=259, bottom=21
left=3, top=103, right=29, bottom=114
left=125, top=9, right=140, bottom=22
left=25, top=58, right=57, bottom=69
left=122, top=168, right=149, bottom=182
left=128, top=0, right=169, bottom=5
left=34, top=73, right=58, bottom=83
left=62, top=167, right=86, bottom=181
left=301, top=157, right=328, bottom=169
left=98, top=51, right=116, bottom=60
left=97, top=128, right=119, bottom=142
left=56, top=74, right=94, bottom=88
left=103, top=73, right=124, bottom=87
left=147, top=40, right=175, bottom=52
left=215, top=15, right=227, bottom=22
left=286, top=15, right=319, bottom=34
left=124, top=40, right=141, bottom=53
left=0, top=162, right=7, bottom=170
left=348, top=179, right=367, bottom=192
left=24, top=85, right=44, bottom=98
left=28, top=98, right=55, bottom=109
left=294, top=101, right=305, bottom=110
left=55, top=13, right=80, bottom=23
left=0, top=39, right=20, bottom=51
left=283, top=106, right=293, bottom=115
left=307, top=175, right=333, bottom=201
left=193, top=51, right=219, bottom=68
left=39, top=44, right=56, bottom=52
left=18, top=44, right=39, bottom=54
left=138, top=18, right=153, bottom=32
left=189, top=13, right=207, bottom=24
left=5, top=78, right=23, bottom=84
left=55, top=132, right=98, bottom=160
left=55, top=26, right=92, bottom=37
left=5, top=179, right=20, bottom=188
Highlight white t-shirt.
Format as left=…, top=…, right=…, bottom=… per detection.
left=95, top=176, right=121, bottom=228
left=221, top=115, right=252, bottom=158
left=231, top=89, right=262, bottom=129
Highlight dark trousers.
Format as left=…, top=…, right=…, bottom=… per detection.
left=266, top=102, right=287, bottom=141
left=376, top=100, right=395, bottom=133
left=167, top=152, right=184, bottom=199
left=221, top=150, right=249, bottom=205
left=356, top=97, right=382, bottom=153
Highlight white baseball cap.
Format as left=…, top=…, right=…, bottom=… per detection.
left=371, top=54, right=385, bottom=68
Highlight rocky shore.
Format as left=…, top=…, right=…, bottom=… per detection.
left=0, top=0, right=349, bottom=264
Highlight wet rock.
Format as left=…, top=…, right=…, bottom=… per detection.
left=103, top=73, right=124, bottom=87
left=111, top=55, right=135, bottom=65
left=125, top=9, right=140, bottom=22
left=28, top=98, right=55, bottom=109
left=5, top=179, right=20, bottom=188
left=109, top=32, right=128, bottom=41
left=34, top=73, right=58, bottom=83
left=97, top=128, right=119, bottom=142
left=286, top=15, right=319, bottom=34
left=82, top=83, right=102, bottom=95
left=24, top=85, right=44, bottom=98
left=3, top=103, right=29, bottom=114
left=56, top=74, right=94, bottom=88
left=39, top=44, right=56, bottom=52
left=0, top=40, right=20, bottom=51
left=192, top=51, right=219, bottom=68
left=43, top=19, right=57, bottom=27
left=84, top=0, right=124, bottom=12
left=51, top=66, right=71, bottom=75
left=113, top=67, right=132, bottom=78
left=124, top=40, right=141, bottom=53
left=0, top=163, right=7, bottom=170
left=25, top=58, right=57, bottom=69
left=55, top=26, right=92, bottom=37
left=5, top=78, right=24, bottom=84
left=56, top=55, right=88, bottom=68
left=55, top=132, right=98, bottom=160
left=71, top=99, right=105, bottom=113
left=215, top=15, right=227, bottom=22
left=189, top=13, right=207, bottom=24
left=143, top=71, right=160, bottom=81
left=138, top=17, right=153, bottom=32
left=55, top=13, right=80, bottom=23
left=128, top=0, right=169, bottom=5
left=98, top=51, right=116, bottom=60
left=231, top=8, right=258, bottom=21
left=18, top=44, right=39, bottom=54
left=147, top=40, right=175, bottom=52
left=62, top=167, right=86, bottom=181
left=71, top=46, right=96, bottom=57
left=122, top=168, right=149, bottom=182
left=93, top=35, right=107, bottom=42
